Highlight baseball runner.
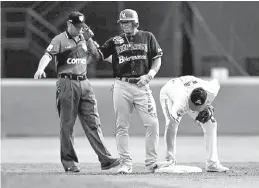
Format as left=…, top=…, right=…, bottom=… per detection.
left=92, top=9, right=163, bottom=174
left=160, top=75, right=229, bottom=172
left=34, top=11, right=120, bottom=172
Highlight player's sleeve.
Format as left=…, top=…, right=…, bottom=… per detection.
left=165, top=83, right=188, bottom=122
left=45, top=37, right=61, bottom=60
left=98, top=38, right=114, bottom=60
left=203, top=79, right=220, bottom=104
left=148, top=32, right=163, bottom=60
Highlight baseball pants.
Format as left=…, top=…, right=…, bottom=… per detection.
left=56, top=78, right=114, bottom=169
left=113, top=79, right=159, bottom=167
left=160, top=90, right=220, bottom=164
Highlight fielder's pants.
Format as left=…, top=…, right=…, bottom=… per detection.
left=160, top=93, right=220, bottom=164
left=113, top=79, right=159, bottom=167
left=56, top=78, right=114, bottom=169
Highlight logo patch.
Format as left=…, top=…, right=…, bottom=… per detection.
left=79, top=15, right=84, bottom=22
left=121, top=13, right=126, bottom=18
left=113, top=36, right=124, bottom=44
left=46, top=44, right=53, bottom=51
left=82, top=43, right=87, bottom=51
left=195, top=100, right=202, bottom=105
left=177, top=109, right=185, bottom=117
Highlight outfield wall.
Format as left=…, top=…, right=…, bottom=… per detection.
left=1, top=78, right=259, bottom=137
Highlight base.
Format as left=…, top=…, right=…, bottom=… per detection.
left=156, top=165, right=203, bottom=173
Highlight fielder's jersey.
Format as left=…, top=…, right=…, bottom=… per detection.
left=161, top=76, right=220, bottom=122
left=45, top=31, right=89, bottom=75
left=98, top=30, right=163, bottom=77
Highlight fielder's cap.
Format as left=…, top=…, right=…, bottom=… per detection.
left=68, top=11, right=87, bottom=28
left=190, top=87, right=207, bottom=106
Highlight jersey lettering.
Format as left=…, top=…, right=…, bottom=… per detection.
left=115, top=43, right=148, bottom=54
left=67, top=58, right=87, bottom=64
left=118, top=55, right=147, bottom=64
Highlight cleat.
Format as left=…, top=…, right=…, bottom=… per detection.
left=65, top=165, right=80, bottom=173
left=205, top=162, right=229, bottom=172
left=117, top=165, right=133, bottom=174
left=146, top=163, right=159, bottom=173
left=167, top=159, right=176, bottom=166
left=101, top=158, right=121, bottom=170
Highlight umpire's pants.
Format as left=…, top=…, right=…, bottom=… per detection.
left=56, top=78, right=113, bottom=168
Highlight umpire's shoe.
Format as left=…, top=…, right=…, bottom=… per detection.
left=101, top=158, right=121, bottom=170
left=65, top=165, right=80, bottom=173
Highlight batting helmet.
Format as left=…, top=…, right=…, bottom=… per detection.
left=190, top=87, right=207, bottom=106
left=117, top=9, right=139, bottom=26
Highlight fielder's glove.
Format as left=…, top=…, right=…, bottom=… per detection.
left=83, top=26, right=94, bottom=41
left=195, top=106, right=214, bottom=124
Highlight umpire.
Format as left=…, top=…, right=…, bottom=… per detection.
left=34, top=11, right=120, bottom=172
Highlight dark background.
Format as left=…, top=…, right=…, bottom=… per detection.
left=1, top=1, right=259, bottom=78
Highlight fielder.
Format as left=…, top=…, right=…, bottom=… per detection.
left=34, top=11, right=120, bottom=172
left=160, top=75, right=229, bottom=172
left=92, top=9, right=164, bottom=174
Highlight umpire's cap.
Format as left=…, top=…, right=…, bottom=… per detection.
left=68, top=11, right=87, bottom=28
left=190, top=87, right=207, bottom=106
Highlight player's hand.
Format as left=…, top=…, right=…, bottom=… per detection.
left=34, top=69, right=46, bottom=79
left=83, top=26, right=94, bottom=41
left=136, top=74, right=153, bottom=87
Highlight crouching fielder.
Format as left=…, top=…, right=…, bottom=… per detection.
left=160, top=75, right=229, bottom=172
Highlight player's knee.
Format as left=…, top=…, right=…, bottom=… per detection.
left=143, top=117, right=159, bottom=128
left=202, top=117, right=217, bottom=134
left=166, top=120, right=179, bottom=131
left=116, top=121, right=130, bottom=134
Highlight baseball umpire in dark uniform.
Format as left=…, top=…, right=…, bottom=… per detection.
left=34, top=11, right=120, bottom=172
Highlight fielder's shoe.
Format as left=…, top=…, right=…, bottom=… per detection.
left=146, top=161, right=172, bottom=173
left=65, top=165, right=80, bottom=173
left=205, top=162, right=229, bottom=172
left=117, top=165, right=133, bottom=174
left=167, top=159, right=176, bottom=166
left=146, top=163, right=159, bottom=173
left=101, top=158, right=121, bottom=170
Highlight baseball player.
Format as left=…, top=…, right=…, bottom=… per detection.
left=160, top=75, right=229, bottom=172
left=92, top=9, right=163, bottom=174
left=34, top=11, right=120, bottom=172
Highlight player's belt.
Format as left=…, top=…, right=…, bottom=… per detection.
left=116, top=77, right=140, bottom=84
left=59, top=74, right=86, bottom=81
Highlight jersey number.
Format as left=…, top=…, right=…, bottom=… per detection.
left=184, top=80, right=197, bottom=87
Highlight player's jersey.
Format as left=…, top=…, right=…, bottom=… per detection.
left=45, top=31, right=89, bottom=75
left=160, top=76, right=220, bottom=122
left=98, top=30, right=163, bottom=77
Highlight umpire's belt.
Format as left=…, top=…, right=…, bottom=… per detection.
left=116, top=77, right=140, bottom=84
left=59, top=74, right=86, bottom=81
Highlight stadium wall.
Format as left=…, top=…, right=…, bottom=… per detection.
left=1, top=78, right=259, bottom=137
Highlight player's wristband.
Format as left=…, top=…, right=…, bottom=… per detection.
left=148, top=69, right=156, bottom=78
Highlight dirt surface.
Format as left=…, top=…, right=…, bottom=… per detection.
left=2, top=136, right=259, bottom=188
left=2, top=163, right=259, bottom=188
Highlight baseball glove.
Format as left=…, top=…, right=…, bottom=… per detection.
left=195, top=106, right=214, bottom=124
left=83, top=26, right=94, bottom=41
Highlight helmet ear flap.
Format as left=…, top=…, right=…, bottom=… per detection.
left=133, top=21, right=139, bottom=28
